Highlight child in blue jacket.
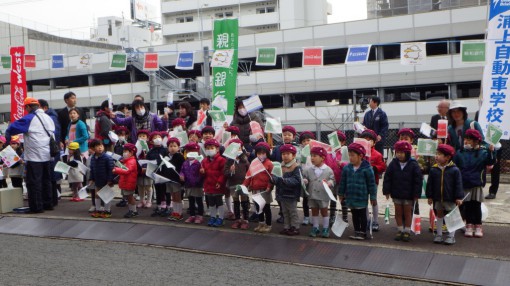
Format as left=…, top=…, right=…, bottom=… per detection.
left=88, top=139, right=114, bottom=218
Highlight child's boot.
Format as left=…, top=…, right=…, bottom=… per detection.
left=474, top=224, right=483, bottom=238
left=464, top=224, right=474, bottom=237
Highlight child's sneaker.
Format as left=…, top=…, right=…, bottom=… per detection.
left=213, top=218, right=224, bottom=227
left=224, top=212, right=235, bottom=221
left=401, top=231, right=411, bottom=242
left=355, top=232, right=366, bottom=240
left=88, top=206, right=96, bottom=213
left=123, top=210, right=138, bottom=218
left=321, top=228, right=330, bottom=238
left=259, top=224, right=272, bottom=233
left=160, top=202, right=167, bottom=209
left=276, top=216, right=284, bottom=224
left=329, top=215, right=336, bottom=227
left=136, top=201, right=144, bottom=208
left=145, top=201, right=152, bottom=208
left=464, top=224, right=474, bottom=237
left=302, top=217, right=310, bottom=226
left=207, top=217, right=216, bottom=226
left=287, top=226, right=300, bottom=236
left=433, top=234, right=444, bottom=244
left=248, top=212, right=259, bottom=222
left=231, top=219, right=242, bottom=229
left=174, top=214, right=184, bottom=221
left=372, top=222, right=380, bottom=232
left=254, top=223, right=265, bottom=232
left=309, top=227, right=320, bottom=238
left=185, top=216, right=196, bottom=223
left=279, top=228, right=290, bottom=235
left=394, top=231, right=403, bottom=241
left=239, top=220, right=250, bottom=230
left=444, top=235, right=456, bottom=245
left=100, top=211, right=112, bottom=218
left=474, top=225, right=483, bottom=238
left=194, top=215, right=204, bottom=224
left=116, top=199, right=127, bottom=207
left=150, top=208, right=162, bottom=217
left=91, top=211, right=103, bottom=218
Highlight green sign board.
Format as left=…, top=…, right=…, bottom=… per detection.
left=461, top=41, right=486, bottom=63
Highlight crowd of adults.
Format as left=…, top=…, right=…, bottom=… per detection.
left=3, top=93, right=502, bottom=213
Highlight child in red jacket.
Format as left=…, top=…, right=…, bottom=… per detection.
left=113, top=143, right=139, bottom=218
left=360, top=129, right=387, bottom=232
left=200, top=139, right=227, bottom=227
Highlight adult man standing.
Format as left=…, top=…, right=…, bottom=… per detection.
left=6, top=98, right=55, bottom=213
left=58, top=91, right=87, bottom=144
left=362, top=96, right=389, bottom=155
left=430, top=99, right=450, bottom=130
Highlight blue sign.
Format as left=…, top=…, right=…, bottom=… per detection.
left=176, top=52, right=194, bottom=70
left=51, top=54, right=64, bottom=69
left=345, top=45, right=371, bottom=64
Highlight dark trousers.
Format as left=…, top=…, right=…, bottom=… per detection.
left=302, top=196, right=310, bottom=217
left=11, top=177, right=23, bottom=188
left=489, top=148, right=502, bottom=195
left=189, top=196, right=204, bottom=216
left=0, top=179, right=7, bottom=188
left=464, top=201, right=482, bottom=225
left=234, top=201, right=250, bottom=220
left=154, top=183, right=166, bottom=206
left=255, top=202, right=272, bottom=226
left=25, top=161, right=52, bottom=212
left=352, top=208, right=368, bottom=233
left=51, top=181, right=59, bottom=207
left=375, top=141, right=384, bottom=157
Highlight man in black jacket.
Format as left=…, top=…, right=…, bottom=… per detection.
left=57, top=91, right=87, bottom=144
left=362, top=96, right=389, bottom=155
left=430, top=99, right=450, bottom=130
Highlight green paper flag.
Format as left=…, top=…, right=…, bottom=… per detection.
left=209, top=110, right=226, bottom=124
left=486, top=123, right=503, bottom=145
left=212, top=19, right=238, bottom=116
left=327, top=132, right=341, bottom=150
left=223, top=142, right=240, bottom=160
left=110, top=53, right=127, bottom=70
left=417, top=139, right=438, bottom=157
left=264, top=117, right=282, bottom=134
left=300, top=145, right=310, bottom=163
left=271, top=162, right=283, bottom=177
left=1, top=56, right=11, bottom=69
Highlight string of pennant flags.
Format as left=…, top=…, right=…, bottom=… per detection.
left=0, top=40, right=486, bottom=71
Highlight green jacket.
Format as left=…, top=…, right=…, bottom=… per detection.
left=339, top=160, right=377, bottom=208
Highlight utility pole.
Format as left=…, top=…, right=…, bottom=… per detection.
left=203, top=46, right=211, bottom=98
left=149, top=46, right=157, bottom=113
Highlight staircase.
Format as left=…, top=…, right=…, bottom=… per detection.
left=130, top=57, right=209, bottom=101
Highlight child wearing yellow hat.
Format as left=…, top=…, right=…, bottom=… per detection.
left=65, top=142, right=86, bottom=202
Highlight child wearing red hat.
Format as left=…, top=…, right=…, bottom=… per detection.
left=162, top=137, right=185, bottom=221
left=324, top=130, right=349, bottom=225
left=338, top=143, right=377, bottom=240
left=426, top=144, right=464, bottom=245
left=383, top=141, right=423, bottom=242
left=302, top=146, right=335, bottom=238
left=146, top=132, right=168, bottom=210
left=200, top=139, right=227, bottom=227
left=453, top=129, right=495, bottom=238
left=298, top=130, right=315, bottom=226
left=181, top=142, right=205, bottom=224
left=224, top=139, right=250, bottom=229
left=113, top=143, right=139, bottom=218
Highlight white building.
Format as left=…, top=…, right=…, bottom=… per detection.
left=161, top=0, right=332, bottom=44
left=91, top=16, right=162, bottom=48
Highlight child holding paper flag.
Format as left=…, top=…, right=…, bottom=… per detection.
left=7, top=136, right=24, bottom=189
left=180, top=142, right=205, bottom=224
left=89, top=139, right=115, bottom=218
left=243, top=142, right=274, bottom=233
left=161, top=138, right=185, bottom=221
left=426, top=144, right=464, bottom=245
left=146, top=132, right=168, bottom=210
left=299, top=131, right=316, bottom=225
left=113, top=143, right=139, bottom=218
left=273, top=144, right=302, bottom=236
left=325, top=130, right=349, bottom=225
left=302, top=147, right=336, bottom=238
left=200, top=139, right=227, bottom=227
left=64, top=142, right=86, bottom=202
left=223, top=139, right=251, bottom=229
left=383, top=141, right=423, bottom=242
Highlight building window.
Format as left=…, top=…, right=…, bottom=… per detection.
left=257, top=6, right=275, bottom=14
left=176, top=16, right=193, bottom=23
left=215, top=11, right=233, bottom=18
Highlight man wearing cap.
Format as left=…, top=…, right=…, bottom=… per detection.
left=7, top=97, right=56, bottom=213
left=362, top=96, right=389, bottom=155
left=430, top=100, right=450, bottom=131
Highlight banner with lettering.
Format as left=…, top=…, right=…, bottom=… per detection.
left=10, top=46, right=27, bottom=122
left=1, top=56, right=11, bottom=69
left=110, top=53, right=127, bottom=71
left=176, top=52, right=194, bottom=70
left=256, top=47, right=277, bottom=66
left=479, top=0, right=510, bottom=140
left=345, top=45, right=371, bottom=64
left=303, top=47, right=323, bottom=66
left=24, top=54, right=36, bottom=69
left=51, top=54, right=65, bottom=70
left=212, top=18, right=238, bottom=116
left=143, top=53, right=159, bottom=71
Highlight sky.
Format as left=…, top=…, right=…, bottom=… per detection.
left=0, top=0, right=366, bottom=39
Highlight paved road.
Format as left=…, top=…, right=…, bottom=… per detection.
left=0, top=234, right=440, bottom=286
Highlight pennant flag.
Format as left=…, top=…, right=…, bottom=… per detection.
left=485, top=123, right=503, bottom=145
left=303, top=47, right=323, bottom=66
left=461, top=40, right=486, bottom=64
left=223, top=142, right=241, bottom=160
left=212, top=18, right=238, bottom=116
left=353, top=138, right=372, bottom=157
left=256, top=47, right=277, bottom=66
left=401, top=42, right=426, bottom=65
left=77, top=53, right=93, bottom=69
left=250, top=121, right=263, bottom=135
left=384, top=204, right=390, bottom=224
left=51, top=54, right=65, bottom=70
left=264, top=117, right=282, bottom=134
left=143, top=53, right=159, bottom=71
left=211, top=49, right=234, bottom=68
left=271, top=162, right=283, bottom=177
left=110, top=53, right=127, bottom=70
left=479, top=1, right=510, bottom=140
left=242, top=95, right=263, bottom=113
left=309, top=139, right=333, bottom=153
left=24, top=54, right=36, bottom=69
left=436, top=119, right=448, bottom=139
left=327, top=131, right=341, bottom=150
left=208, top=110, right=226, bottom=124
left=1, top=55, right=11, bottom=69
left=10, top=47, right=27, bottom=122
left=176, top=52, right=194, bottom=70
left=345, top=45, right=371, bottom=64
left=417, top=139, right=438, bottom=157
left=245, top=158, right=267, bottom=178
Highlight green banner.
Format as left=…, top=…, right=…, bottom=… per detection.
left=110, top=53, right=127, bottom=70
left=1, top=56, right=11, bottom=69
left=256, top=48, right=277, bottom=66
left=212, top=19, right=238, bottom=116
left=461, top=41, right=486, bottom=63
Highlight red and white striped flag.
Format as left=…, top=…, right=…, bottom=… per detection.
left=245, top=158, right=267, bottom=178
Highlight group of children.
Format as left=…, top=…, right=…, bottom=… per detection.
left=35, top=112, right=494, bottom=244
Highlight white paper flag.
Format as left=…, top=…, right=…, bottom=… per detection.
left=77, top=186, right=89, bottom=199
left=54, top=161, right=71, bottom=174
left=322, top=180, right=337, bottom=202
left=97, top=185, right=115, bottom=204
left=252, top=193, right=266, bottom=214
